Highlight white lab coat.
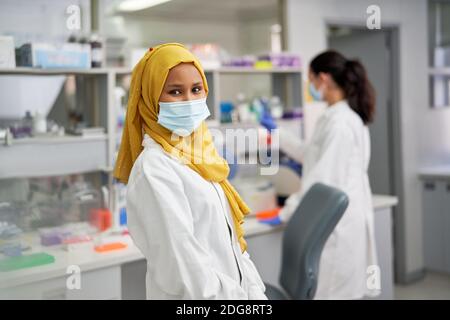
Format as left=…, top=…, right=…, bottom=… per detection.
left=126, top=134, right=267, bottom=300
left=279, top=100, right=378, bottom=299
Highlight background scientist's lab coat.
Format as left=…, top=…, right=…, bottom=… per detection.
left=126, top=134, right=267, bottom=300
left=279, top=100, right=378, bottom=300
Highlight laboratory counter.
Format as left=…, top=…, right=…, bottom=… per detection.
left=419, top=165, right=450, bottom=180
left=0, top=194, right=398, bottom=299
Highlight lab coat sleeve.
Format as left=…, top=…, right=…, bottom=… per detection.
left=302, top=123, right=353, bottom=190
left=240, top=251, right=268, bottom=300
left=130, top=156, right=249, bottom=299
left=278, top=127, right=305, bottom=164
left=279, top=123, right=353, bottom=222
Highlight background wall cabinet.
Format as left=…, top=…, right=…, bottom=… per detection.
left=422, top=178, right=450, bottom=273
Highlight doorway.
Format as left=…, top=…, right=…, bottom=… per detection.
left=327, top=25, right=407, bottom=283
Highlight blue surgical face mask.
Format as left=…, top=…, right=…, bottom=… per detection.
left=309, top=82, right=323, bottom=101
left=158, top=97, right=210, bottom=137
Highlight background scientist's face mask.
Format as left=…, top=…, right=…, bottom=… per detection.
left=309, top=82, right=323, bottom=101
left=157, top=98, right=211, bottom=137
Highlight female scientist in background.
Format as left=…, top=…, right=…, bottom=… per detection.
left=262, top=50, right=378, bottom=299
left=114, top=43, right=266, bottom=300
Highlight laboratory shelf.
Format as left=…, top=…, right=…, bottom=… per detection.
left=429, top=67, right=450, bottom=75
left=0, top=67, right=131, bottom=76
left=0, top=134, right=109, bottom=179
left=98, top=67, right=303, bottom=76
left=207, top=67, right=302, bottom=74
left=0, top=64, right=303, bottom=180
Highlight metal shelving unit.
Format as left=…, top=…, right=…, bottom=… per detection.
left=0, top=67, right=119, bottom=180
left=0, top=66, right=303, bottom=180
left=429, top=67, right=450, bottom=108
left=205, top=67, right=303, bottom=123
left=111, top=66, right=303, bottom=125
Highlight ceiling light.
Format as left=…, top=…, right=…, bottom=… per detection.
left=117, top=0, right=172, bottom=12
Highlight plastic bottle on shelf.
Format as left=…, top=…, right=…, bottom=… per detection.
left=32, top=111, right=47, bottom=136
left=90, top=34, right=104, bottom=68
left=22, top=111, right=33, bottom=136
left=269, top=96, right=284, bottom=119
left=250, top=97, right=265, bottom=123
left=236, top=93, right=251, bottom=123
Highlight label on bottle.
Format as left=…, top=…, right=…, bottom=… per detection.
left=91, top=48, right=103, bottom=63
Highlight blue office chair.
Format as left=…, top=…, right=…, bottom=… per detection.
left=264, top=183, right=349, bottom=300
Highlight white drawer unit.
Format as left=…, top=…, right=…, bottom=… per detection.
left=0, top=265, right=121, bottom=300
left=422, top=179, right=450, bottom=273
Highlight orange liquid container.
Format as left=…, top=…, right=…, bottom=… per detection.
left=94, top=242, right=128, bottom=253
left=256, top=207, right=281, bottom=220
left=89, top=208, right=112, bottom=232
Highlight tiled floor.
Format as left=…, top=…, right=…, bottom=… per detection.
left=394, top=272, right=450, bottom=300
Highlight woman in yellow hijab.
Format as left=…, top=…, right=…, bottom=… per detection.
left=114, top=43, right=266, bottom=299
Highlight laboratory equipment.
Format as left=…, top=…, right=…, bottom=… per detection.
left=94, top=242, right=127, bottom=253
left=258, top=52, right=301, bottom=68
left=0, top=252, right=55, bottom=272
left=32, top=111, right=47, bottom=135
left=17, top=42, right=91, bottom=69
left=235, top=93, right=252, bottom=123
left=39, top=222, right=97, bottom=246
left=66, top=126, right=105, bottom=137
left=89, top=208, right=112, bottom=232
left=0, top=221, right=25, bottom=256
left=111, top=183, right=127, bottom=232
left=0, top=75, right=65, bottom=119
left=60, top=180, right=102, bottom=223
left=0, top=36, right=15, bottom=68
left=0, top=221, right=22, bottom=239
left=39, top=228, right=70, bottom=246
left=220, top=101, right=234, bottom=124
left=267, top=164, right=302, bottom=206
left=232, top=178, right=277, bottom=215
left=223, top=55, right=256, bottom=68
left=256, top=208, right=282, bottom=226
left=8, top=111, right=33, bottom=138
left=1, top=243, right=23, bottom=257
left=90, top=34, right=104, bottom=68
left=268, top=96, right=284, bottom=119
left=119, top=208, right=127, bottom=227
left=188, top=43, right=222, bottom=69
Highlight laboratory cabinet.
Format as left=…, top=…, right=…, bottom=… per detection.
left=0, top=265, right=122, bottom=300
left=422, top=178, right=450, bottom=273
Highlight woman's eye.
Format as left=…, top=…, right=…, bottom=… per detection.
left=192, top=86, right=202, bottom=94
left=169, top=89, right=181, bottom=95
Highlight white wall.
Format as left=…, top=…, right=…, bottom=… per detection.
left=101, top=10, right=278, bottom=103
left=284, top=0, right=450, bottom=281
left=101, top=12, right=278, bottom=56
left=239, top=16, right=279, bottom=55
left=102, top=15, right=243, bottom=55
left=0, top=0, right=91, bottom=46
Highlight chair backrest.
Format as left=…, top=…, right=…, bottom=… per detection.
left=279, top=183, right=349, bottom=299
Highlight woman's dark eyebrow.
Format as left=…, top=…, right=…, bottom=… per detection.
left=167, top=84, right=183, bottom=88
left=167, top=82, right=202, bottom=88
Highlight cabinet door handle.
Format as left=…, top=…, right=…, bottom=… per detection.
left=424, top=182, right=435, bottom=191
left=447, top=184, right=450, bottom=192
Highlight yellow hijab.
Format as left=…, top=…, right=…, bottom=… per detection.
left=114, top=43, right=250, bottom=252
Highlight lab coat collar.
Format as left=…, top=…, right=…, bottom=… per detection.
left=324, top=99, right=349, bottom=117
left=142, top=133, right=159, bottom=148
left=142, top=133, right=183, bottom=163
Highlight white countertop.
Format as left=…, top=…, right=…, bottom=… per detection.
left=372, top=194, right=399, bottom=210
left=0, top=194, right=397, bottom=289
left=419, top=165, right=450, bottom=179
